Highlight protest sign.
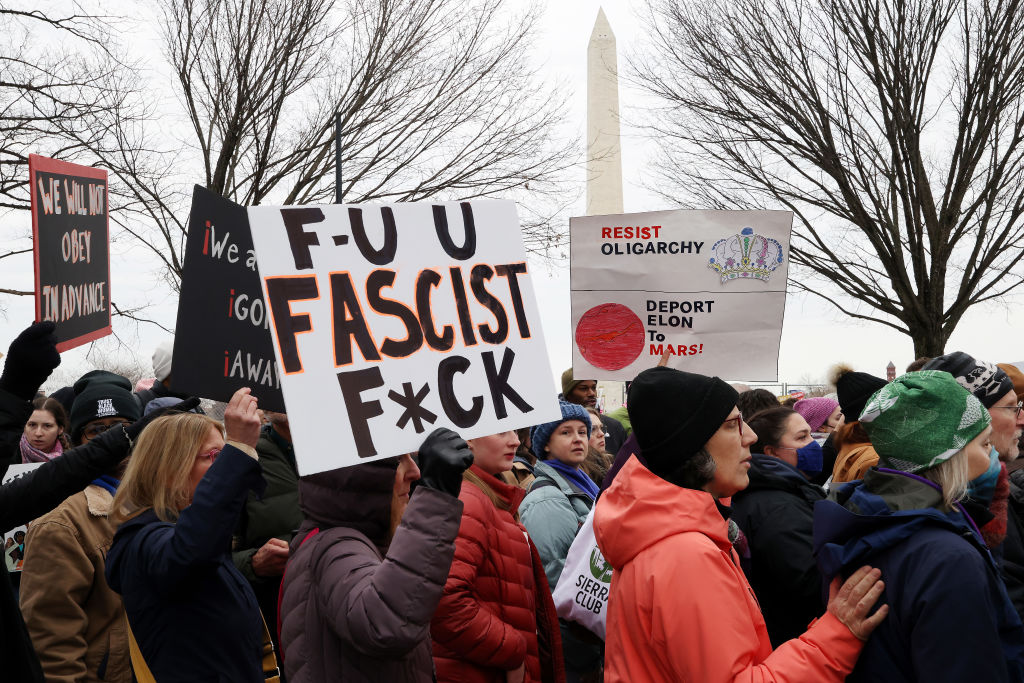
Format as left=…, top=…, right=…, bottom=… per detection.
left=3, top=463, right=43, bottom=572
left=570, top=210, right=793, bottom=381
left=29, top=154, right=111, bottom=351
left=248, top=200, right=560, bottom=475
left=171, top=186, right=285, bottom=411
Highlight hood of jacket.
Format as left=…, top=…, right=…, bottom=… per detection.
left=740, top=454, right=822, bottom=500
left=297, top=458, right=399, bottom=550
left=594, top=455, right=730, bottom=570
left=813, top=468, right=984, bottom=582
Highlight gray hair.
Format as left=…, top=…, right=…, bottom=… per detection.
left=674, top=447, right=717, bottom=491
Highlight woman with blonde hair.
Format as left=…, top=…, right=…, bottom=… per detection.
left=432, top=429, right=563, bottom=683
left=105, top=388, right=267, bottom=682
left=815, top=371, right=1024, bottom=681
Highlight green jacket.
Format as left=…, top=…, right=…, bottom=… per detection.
left=605, top=405, right=631, bottom=436
left=231, top=426, right=301, bottom=584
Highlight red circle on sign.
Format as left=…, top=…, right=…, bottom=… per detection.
left=575, top=303, right=645, bottom=371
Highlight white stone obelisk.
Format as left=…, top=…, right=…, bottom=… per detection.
left=586, top=8, right=624, bottom=216
left=587, top=9, right=627, bottom=410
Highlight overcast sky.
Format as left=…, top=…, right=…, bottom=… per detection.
left=3, top=0, right=1023, bottom=394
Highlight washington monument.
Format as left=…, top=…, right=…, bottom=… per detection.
left=587, top=8, right=624, bottom=216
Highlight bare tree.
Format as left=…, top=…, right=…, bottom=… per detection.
left=82, top=0, right=576, bottom=290
left=636, top=0, right=1024, bottom=357
left=0, top=2, right=145, bottom=301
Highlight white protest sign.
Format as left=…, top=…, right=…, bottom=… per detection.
left=248, top=200, right=561, bottom=475
left=570, top=209, right=793, bottom=381
left=3, top=463, right=43, bottom=572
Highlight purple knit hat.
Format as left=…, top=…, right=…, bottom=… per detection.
left=793, top=397, right=840, bottom=432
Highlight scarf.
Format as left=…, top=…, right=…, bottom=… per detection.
left=976, top=464, right=1010, bottom=550
left=20, top=432, right=63, bottom=463
left=544, top=458, right=600, bottom=501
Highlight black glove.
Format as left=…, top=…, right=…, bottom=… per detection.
left=92, top=396, right=203, bottom=456
left=416, top=427, right=473, bottom=497
left=0, top=321, right=61, bottom=401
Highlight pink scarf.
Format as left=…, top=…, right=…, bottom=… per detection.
left=20, top=433, right=63, bottom=463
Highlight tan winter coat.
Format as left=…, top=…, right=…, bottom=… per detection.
left=20, top=485, right=131, bottom=683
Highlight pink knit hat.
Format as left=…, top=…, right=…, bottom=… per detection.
left=793, top=397, right=840, bottom=432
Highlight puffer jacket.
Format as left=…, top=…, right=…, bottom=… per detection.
left=731, top=454, right=826, bottom=647
left=20, top=485, right=130, bottom=683
left=816, top=468, right=1024, bottom=682
left=279, top=460, right=463, bottom=683
left=432, top=465, right=563, bottom=683
left=594, top=456, right=864, bottom=682
left=0, top=386, right=139, bottom=683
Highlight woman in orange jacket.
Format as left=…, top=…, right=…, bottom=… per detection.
left=593, top=367, right=888, bottom=682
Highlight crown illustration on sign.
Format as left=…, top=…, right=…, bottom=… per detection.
left=707, top=227, right=784, bottom=284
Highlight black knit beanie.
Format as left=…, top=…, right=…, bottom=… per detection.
left=627, top=367, right=738, bottom=484
left=69, top=370, right=141, bottom=443
left=923, top=351, right=1014, bottom=409
left=835, top=370, right=887, bottom=421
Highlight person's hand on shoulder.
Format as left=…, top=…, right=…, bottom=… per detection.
left=223, top=388, right=261, bottom=448
left=827, top=565, right=889, bottom=640
left=416, top=427, right=473, bottom=496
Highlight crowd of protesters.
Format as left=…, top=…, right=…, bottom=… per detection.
left=2, top=320, right=1024, bottom=682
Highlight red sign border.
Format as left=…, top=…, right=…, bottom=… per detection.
left=28, top=154, right=112, bottom=352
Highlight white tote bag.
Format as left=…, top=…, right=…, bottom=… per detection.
left=551, top=506, right=612, bottom=639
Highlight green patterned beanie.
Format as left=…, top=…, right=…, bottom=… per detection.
left=858, top=370, right=991, bottom=473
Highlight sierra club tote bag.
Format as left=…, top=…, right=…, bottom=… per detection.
left=550, top=506, right=612, bottom=639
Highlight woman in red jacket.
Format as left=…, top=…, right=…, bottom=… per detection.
left=432, top=430, right=564, bottom=683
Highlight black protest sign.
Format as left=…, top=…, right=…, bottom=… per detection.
left=29, top=155, right=111, bottom=351
left=171, top=186, right=285, bottom=411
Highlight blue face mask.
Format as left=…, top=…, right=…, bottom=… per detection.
left=967, top=446, right=1001, bottom=504
left=792, top=440, right=823, bottom=474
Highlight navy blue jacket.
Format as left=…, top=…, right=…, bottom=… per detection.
left=106, top=445, right=267, bottom=683
left=732, top=454, right=826, bottom=646
left=815, top=468, right=1024, bottom=683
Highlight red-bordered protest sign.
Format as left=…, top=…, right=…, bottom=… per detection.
left=28, top=154, right=111, bottom=351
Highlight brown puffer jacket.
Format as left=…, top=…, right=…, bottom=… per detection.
left=279, top=460, right=463, bottom=683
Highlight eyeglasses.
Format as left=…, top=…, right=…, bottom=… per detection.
left=722, top=413, right=744, bottom=435
left=993, top=401, right=1024, bottom=418
left=83, top=420, right=130, bottom=438
left=196, top=449, right=221, bottom=463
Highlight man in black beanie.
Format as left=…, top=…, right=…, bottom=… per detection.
left=68, top=371, right=142, bottom=446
